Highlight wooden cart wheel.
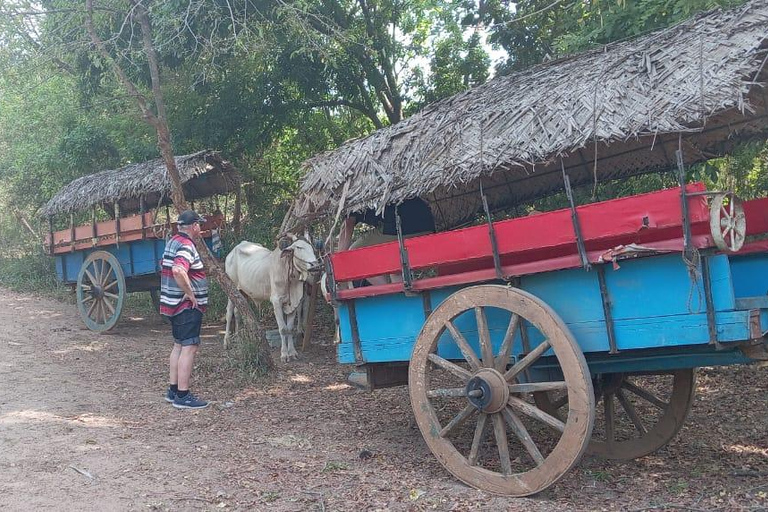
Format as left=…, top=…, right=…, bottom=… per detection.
left=534, top=369, right=696, bottom=460
left=710, top=193, right=746, bottom=252
left=76, top=251, right=125, bottom=332
left=409, top=285, right=594, bottom=496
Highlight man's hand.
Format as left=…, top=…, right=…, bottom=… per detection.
left=183, top=293, right=199, bottom=310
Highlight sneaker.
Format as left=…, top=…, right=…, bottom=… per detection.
left=164, top=388, right=176, bottom=403
left=172, top=392, right=209, bottom=409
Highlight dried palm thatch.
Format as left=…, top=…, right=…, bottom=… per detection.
left=286, top=0, right=768, bottom=232
left=40, top=150, right=240, bottom=217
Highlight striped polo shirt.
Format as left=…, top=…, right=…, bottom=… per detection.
left=160, top=233, right=208, bottom=316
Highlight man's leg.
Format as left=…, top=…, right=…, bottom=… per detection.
left=165, top=343, right=182, bottom=402
left=177, top=344, right=198, bottom=391
left=169, top=343, right=182, bottom=385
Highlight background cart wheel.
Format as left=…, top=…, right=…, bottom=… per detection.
left=534, top=369, right=696, bottom=460
left=710, top=193, right=746, bottom=252
left=409, top=285, right=594, bottom=497
left=76, top=251, right=125, bottom=332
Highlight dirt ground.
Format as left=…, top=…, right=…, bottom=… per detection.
left=1, top=287, right=767, bottom=512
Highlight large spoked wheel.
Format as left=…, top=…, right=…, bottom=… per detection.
left=76, top=251, right=126, bottom=332
left=710, top=193, right=746, bottom=252
left=409, top=285, right=594, bottom=497
left=534, top=369, right=696, bottom=460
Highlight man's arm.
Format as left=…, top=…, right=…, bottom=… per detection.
left=172, top=265, right=198, bottom=309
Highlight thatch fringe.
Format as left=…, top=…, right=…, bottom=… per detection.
left=41, top=150, right=240, bottom=217
left=286, top=0, right=768, bottom=231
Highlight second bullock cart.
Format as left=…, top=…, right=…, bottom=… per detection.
left=41, top=150, right=239, bottom=331
left=286, top=2, right=768, bottom=497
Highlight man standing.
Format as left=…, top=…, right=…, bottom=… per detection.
left=160, top=209, right=209, bottom=409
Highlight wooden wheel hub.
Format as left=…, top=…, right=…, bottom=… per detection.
left=466, top=368, right=509, bottom=413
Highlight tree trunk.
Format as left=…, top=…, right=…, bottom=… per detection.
left=85, top=0, right=275, bottom=372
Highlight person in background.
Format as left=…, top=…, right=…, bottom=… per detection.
left=337, top=197, right=436, bottom=285
left=160, top=209, right=209, bottom=409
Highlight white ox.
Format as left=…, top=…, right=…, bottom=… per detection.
left=224, top=237, right=320, bottom=362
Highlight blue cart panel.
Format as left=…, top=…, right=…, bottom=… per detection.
left=337, top=253, right=768, bottom=373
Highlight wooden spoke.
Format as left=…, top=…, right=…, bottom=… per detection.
left=102, top=297, right=116, bottom=316
left=445, top=320, right=482, bottom=371
left=80, top=283, right=92, bottom=291
left=428, top=388, right=467, bottom=399
left=81, top=294, right=95, bottom=303
left=604, top=393, right=615, bottom=443
left=492, top=413, right=512, bottom=475
left=440, top=404, right=476, bottom=437
left=622, top=380, right=668, bottom=410
left=87, top=298, right=99, bottom=319
left=103, top=292, right=120, bottom=300
left=502, top=406, right=545, bottom=466
left=428, top=353, right=472, bottom=382
left=94, top=260, right=104, bottom=285
left=475, top=307, right=494, bottom=367
left=507, top=395, right=565, bottom=432
left=84, top=268, right=98, bottom=286
left=503, top=340, right=551, bottom=382
left=508, top=381, right=567, bottom=394
left=100, top=268, right=114, bottom=287
left=468, top=413, right=488, bottom=466
left=103, top=279, right=118, bottom=292
left=616, top=389, right=647, bottom=435
left=494, top=313, right=520, bottom=372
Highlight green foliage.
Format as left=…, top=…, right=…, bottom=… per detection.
left=487, top=0, right=747, bottom=73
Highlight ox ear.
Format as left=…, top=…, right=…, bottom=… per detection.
left=278, top=237, right=292, bottom=251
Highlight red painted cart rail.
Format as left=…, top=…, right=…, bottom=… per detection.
left=329, top=183, right=719, bottom=300
left=45, top=212, right=224, bottom=255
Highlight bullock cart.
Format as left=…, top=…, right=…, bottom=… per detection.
left=284, top=1, right=768, bottom=497
left=41, top=150, right=240, bottom=331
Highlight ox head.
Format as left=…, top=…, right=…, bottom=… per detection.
left=278, top=235, right=321, bottom=281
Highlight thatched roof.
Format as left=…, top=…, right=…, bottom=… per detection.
left=41, top=150, right=240, bottom=217
left=286, top=0, right=768, bottom=232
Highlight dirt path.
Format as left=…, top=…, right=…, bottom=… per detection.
left=1, top=287, right=766, bottom=511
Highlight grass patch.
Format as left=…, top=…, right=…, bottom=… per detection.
left=0, top=250, right=70, bottom=299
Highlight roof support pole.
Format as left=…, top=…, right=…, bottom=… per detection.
left=562, top=160, right=590, bottom=271
left=676, top=147, right=694, bottom=259
left=140, top=196, right=146, bottom=240
left=115, top=203, right=121, bottom=246
left=395, top=206, right=413, bottom=291
left=69, top=213, right=75, bottom=253
left=91, top=206, right=98, bottom=246
left=47, top=216, right=54, bottom=256
left=479, top=178, right=504, bottom=280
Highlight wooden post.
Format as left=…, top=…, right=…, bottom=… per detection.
left=115, top=203, right=121, bottom=245
left=47, top=216, right=54, bottom=255
left=302, top=282, right=319, bottom=351
left=140, top=196, right=147, bottom=240
left=233, top=188, right=242, bottom=238
left=69, top=213, right=75, bottom=252
left=91, top=206, right=98, bottom=245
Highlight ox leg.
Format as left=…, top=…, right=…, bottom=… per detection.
left=284, top=311, right=299, bottom=361
left=271, top=299, right=293, bottom=363
left=224, top=299, right=235, bottom=349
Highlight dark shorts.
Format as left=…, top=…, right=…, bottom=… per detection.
left=170, top=308, right=203, bottom=346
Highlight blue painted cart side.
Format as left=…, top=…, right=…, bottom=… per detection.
left=337, top=252, right=768, bottom=374
left=55, top=237, right=221, bottom=284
